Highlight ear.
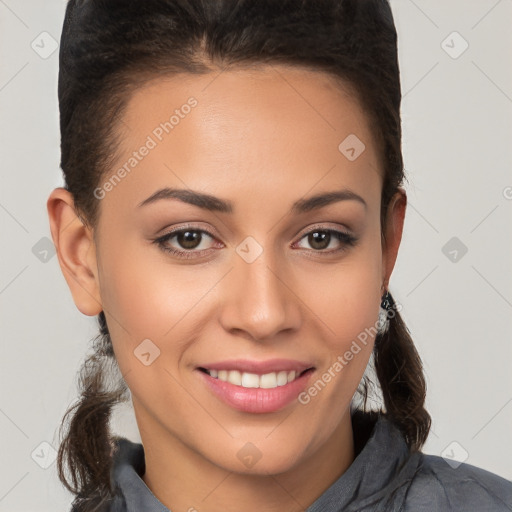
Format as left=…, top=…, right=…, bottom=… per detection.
left=381, top=187, right=407, bottom=293
left=47, top=187, right=102, bottom=316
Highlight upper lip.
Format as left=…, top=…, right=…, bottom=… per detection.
left=197, top=358, right=315, bottom=375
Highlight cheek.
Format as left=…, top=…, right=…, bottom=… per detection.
left=302, top=235, right=383, bottom=344
left=297, top=236, right=382, bottom=398
left=307, top=268, right=380, bottom=387
left=96, top=235, right=235, bottom=408
left=95, top=236, right=187, bottom=378
left=98, top=233, right=202, bottom=338
left=97, top=244, right=202, bottom=416
left=305, top=267, right=380, bottom=334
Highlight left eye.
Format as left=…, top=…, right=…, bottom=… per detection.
left=153, top=227, right=357, bottom=259
left=294, top=228, right=357, bottom=252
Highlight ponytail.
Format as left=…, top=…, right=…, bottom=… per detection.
left=57, top=312, right=128, bottom=511
left=356, top=293, right=431, bottom=452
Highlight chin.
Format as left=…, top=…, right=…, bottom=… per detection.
left=206, top=440, right=307, bottom=476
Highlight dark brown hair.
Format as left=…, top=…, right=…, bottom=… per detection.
left=56, top=0, right=431, bottom=510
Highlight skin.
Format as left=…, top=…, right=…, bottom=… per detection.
left=47, top=65, right=406, bottom=512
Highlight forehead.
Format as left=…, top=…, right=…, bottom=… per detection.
left=121, top=65, right=373, bottom=144
left=102, top=65, right=382, bottom=215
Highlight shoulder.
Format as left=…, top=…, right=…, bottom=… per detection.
left=401, top=452, right=512, bottom=511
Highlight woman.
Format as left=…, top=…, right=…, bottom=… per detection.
left=47, top=0, right=512, bottom=511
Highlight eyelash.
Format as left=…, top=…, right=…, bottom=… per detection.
left=152, top=225, right=358, bottom=260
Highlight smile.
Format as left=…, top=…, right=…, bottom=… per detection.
left=198, top=368, right=312, bottom=389
left=196, top=366, right=316, bottom=413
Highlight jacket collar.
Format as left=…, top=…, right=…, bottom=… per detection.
left=306, top=410, right=411, bottom=511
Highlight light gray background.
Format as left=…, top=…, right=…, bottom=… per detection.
left=1, top=0, right=511, bottom=510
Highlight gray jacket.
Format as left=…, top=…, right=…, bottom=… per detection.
left=84, top=411, right=512, bottom=511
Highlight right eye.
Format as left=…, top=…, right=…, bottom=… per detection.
left=153, top=226, right=221, bottom=259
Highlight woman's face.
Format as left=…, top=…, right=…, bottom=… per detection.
left=52, top=65, right=405, bottom=476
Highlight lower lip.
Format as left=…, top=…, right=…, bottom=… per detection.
left=196, top=368, right=315, bottom=413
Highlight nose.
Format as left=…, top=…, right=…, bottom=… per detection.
left=218, top=249, right=302, bottom=341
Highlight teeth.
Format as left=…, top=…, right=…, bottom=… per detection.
left=260, top=372, right=277, bottom=388
left=207, top=369, right=299, bottom=388
left=239, top=372, right=256, bottom=387
left=277, top=371, right=289, bottom=386
left=228, top=370, right=242, bottom=386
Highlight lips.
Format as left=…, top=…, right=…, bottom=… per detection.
left=194, top=358, right=316, bottom=413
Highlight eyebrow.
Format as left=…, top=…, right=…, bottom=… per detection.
left=138, top=187, right=367, bottom=214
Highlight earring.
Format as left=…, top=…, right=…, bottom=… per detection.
left=377, top=289, right=393, bottom=335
